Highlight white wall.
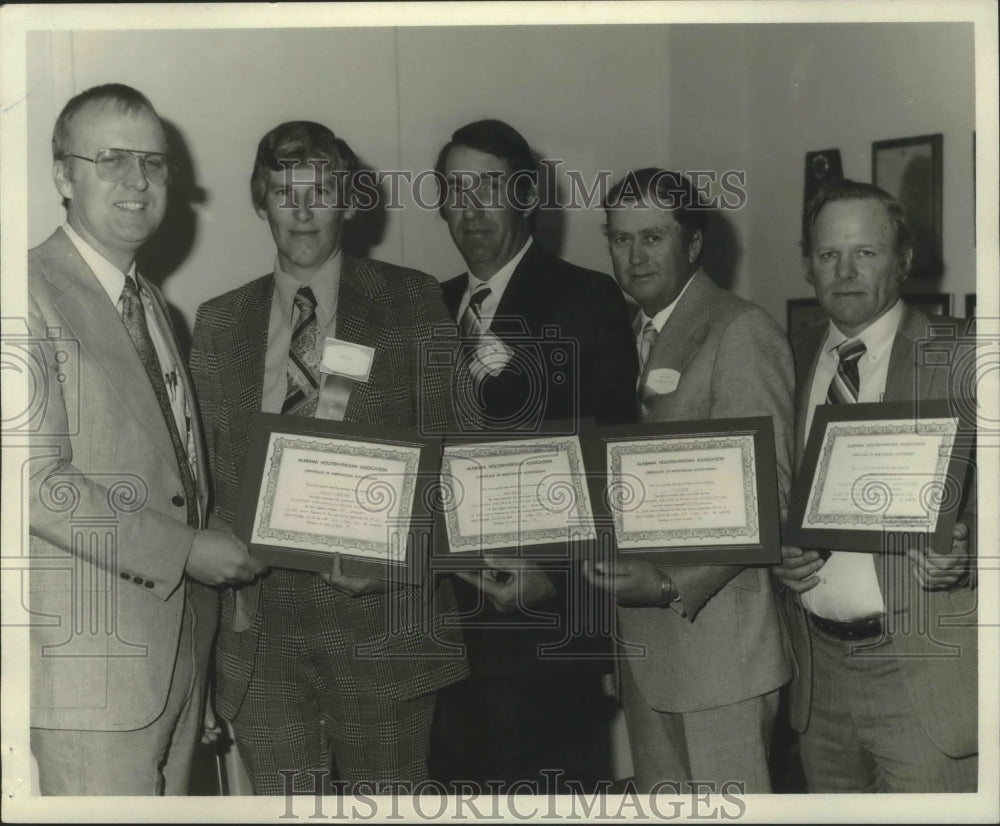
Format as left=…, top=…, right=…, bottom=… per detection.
left=26, top=23, right=976, bottom=336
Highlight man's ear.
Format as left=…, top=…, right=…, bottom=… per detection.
left=804, top=260, right=816, bottom=287
left=686, top=228, right=703, bottom=264
left=53, top=160, right=73, bottom=200
left=896, top=247, right=913, bottom=284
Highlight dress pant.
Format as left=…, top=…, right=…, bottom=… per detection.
left=621, top=659, right=779, bottom=793
left=31, top=596, right=205, bottom=795
left=800, top=623, right=977, bottom=792
left=229, top=570, right=437, bottom=795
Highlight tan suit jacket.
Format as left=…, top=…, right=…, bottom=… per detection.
left=781, top=304, right=978, bottom=758
left=619, top=270, right=795, bottom=712
left=27, top=228, right=217, bottom=732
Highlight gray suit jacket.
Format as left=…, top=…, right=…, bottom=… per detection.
left=781, top=304, right=978, bottom=758
left=27, top=228, right=217, bottom=732
left=619, top=270, right=795, bottom=712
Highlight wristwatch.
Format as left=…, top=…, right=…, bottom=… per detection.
left=657, top=570, right=680, bottom=608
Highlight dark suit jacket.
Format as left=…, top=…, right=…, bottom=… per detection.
left=781, top=304, right=978, bottom=758
left=440, top=244, right=638, bottom=675
left=619, top=270, right=794, bottom=713
left=190, top=256, right=476, bottom=719
left=27, top=228, right=218, bottom=732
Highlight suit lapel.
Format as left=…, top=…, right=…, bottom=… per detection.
left=884, top=303, right=940, bottom=402
left=224, top=276, right=271, bottom=460
left=336, top=257, right=393, bottom=420
left=43, top=230, right=181, bottom=473
left=792, top=325, right=827, bottom=467
left=141, top=274, right=211, bottom=521
left=641, top=271, right=712, bottom=401
left=441, top=274, right=467, bottom=321
left=490, top=244, right=546, bottom=338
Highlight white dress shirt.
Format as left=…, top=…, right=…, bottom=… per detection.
left=800, top=299, right=904, bottom=621
left=63, top=223, right=197, bottom=479
left=456, top=238, right=532, bottom=332
left=261, top=253, right=342, bottom=414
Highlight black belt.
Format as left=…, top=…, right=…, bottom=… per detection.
left=808, top=612, right=883, bottom=641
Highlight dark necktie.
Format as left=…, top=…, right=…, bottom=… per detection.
left=460, top=284, right=491, bottom=340
left=119, top=276, right=198, bottom=527
left=282, top=287, right=321, bottom=416
left=826, top=338, right=867, bottom=405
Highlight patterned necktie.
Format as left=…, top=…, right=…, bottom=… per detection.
left=120, top=276, right=199, bottom=527
left=460, top=285, right=492, bottom=340
left=638, top=319, right=657, bottom=373
left=282, top=287, right=321, bottom=416
left=826, top=338, right=867, bottom=404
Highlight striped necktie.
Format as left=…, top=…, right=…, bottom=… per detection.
left=826, top=338, right=867, bottom=404
left=119, top=276, right=199, bottom=527
left=638, top=319, right=657, bottom=373
left=282, top=287, right=321, bottom=416
left=460, top=284, right=491, bottom=340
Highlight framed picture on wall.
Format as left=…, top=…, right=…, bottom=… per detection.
left=872, top=133, right=943, bottom=280
left=903, top=292, right=952, bottom=317
left=965, top=293, right=976, bottom=317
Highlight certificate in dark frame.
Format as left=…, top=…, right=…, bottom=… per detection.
left=432, top=428, right=598, bottom=570
left=583, top=416, right=782, bottom=566
left=234, top=412, right=440, bottom=582
left=784, top=400, right=973, bottom=555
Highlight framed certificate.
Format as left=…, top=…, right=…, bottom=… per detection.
left=234, top=413, right=440, bottom=580
left=434, top=433, right=598, bottom=567
left=785, top=401, right=974, bottom=554
left=585, top=417, right=782, bottom=565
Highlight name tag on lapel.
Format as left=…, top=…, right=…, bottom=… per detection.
left=475, top=333, right=513, bottom=377
left=321, top=337, right=374, bottom=382
left=645, top=367, right=681, bottom=396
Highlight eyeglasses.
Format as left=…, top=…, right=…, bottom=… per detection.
left=63, top=148, right=171, bottom=185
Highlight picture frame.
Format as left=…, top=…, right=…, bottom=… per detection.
left=583, top=417, right=782, bottom=566
left=966, top=293, right=976, bottom=317
left=872, top=133, right=943, bottom=279
left=904, top=292, right=952, bottom=317
left=234, top=413, right=441, bottom=582
left=433, top=431, right=598, bottom=569
left=784, top=400, right=973, bottom=555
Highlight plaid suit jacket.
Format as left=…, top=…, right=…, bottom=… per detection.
left=190, top=256, right=476, bottom=718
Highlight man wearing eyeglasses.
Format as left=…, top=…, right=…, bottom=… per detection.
left=27, top=83, right=265, bottom=795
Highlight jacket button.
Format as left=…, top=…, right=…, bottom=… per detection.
left=133, top=576, right=144, bottom=584
left=172, top=494, right=185, bottom=507
left=144, top=580, right=154, bottom=588
left=120, top=572, right=130, bottom=579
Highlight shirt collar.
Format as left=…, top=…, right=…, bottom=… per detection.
left=466, top=238, right=532, bottom=299
left=823, top=298, right=903, bottom=362
left=639, top=268, right=698, bottom=333
left=62, top=222, right=137, bottom=305
left=273, top=251, right=342, bottom=329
